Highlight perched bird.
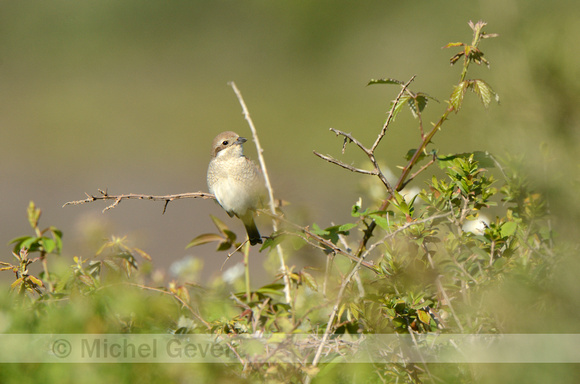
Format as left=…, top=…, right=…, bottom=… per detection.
left=207, top=131, right=266, bottom=245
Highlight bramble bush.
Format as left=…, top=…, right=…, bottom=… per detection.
left=0, top=21, right=566, bottom=383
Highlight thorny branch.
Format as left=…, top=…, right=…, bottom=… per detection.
left=313, top=76, right=416, bottom=194
left=311, top=152, right=376, bottom=176
left=371, top=75, right=417, bottom=152
left=308, top=24, right=499, bottom=376
left=63, top=189, right=215, bottom=214
left=356, top=24, right=495, bottom=255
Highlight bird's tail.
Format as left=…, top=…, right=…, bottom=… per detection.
left=241, top=212, right=262, bottom=245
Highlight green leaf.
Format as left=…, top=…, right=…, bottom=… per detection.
left=312, top=223, right=356, bottom=244
left=310, top=223, right=326, bottom=236
left=351, top=198, right=370, bottom=217
left=28, top=275, right=44, bottom=287
left=27, top=201, right=41, bottom=230
left=470, top=79, right=499, bottom=108
left=348, top=302, right=361, bottom=320
left=10, top=277, right=23, bottom=290
left=255, top=283, right=285, bottom=297
left=185, top=233, right=224, bottom=249
left=367, top=78, right=403, bottom=86
left=9, top=235, right=32, bottom=247
left=300, top=270, right=318, bottom=291
left=337, top=222, right=357, bottom=232
left=49, top=227, right=63, bottom=253
left=210, top=215, right=234, bottom=238
left=390, top=95, right=410, bottom=122
left=407, top=94, right=431, bottom=118
left=337, top=303, right=346, bottom=321
left=39, top=237, right=56, bottom=253
left=116, top=251, right=138, bottom=269
left=216, top=240, right=232, bottom=252
left=133, top=247, right=152, bottom=261
left=438, top=151, right=495, bottom=169
left=500, top=221, right=517, bottom=238
left=449, top=51, right=465, bottom=65
left=10, top=236, right=41, bottom=254
left=405, top=148, right=427, bottom=162
left=443, top=42, right=465, bottom=49
left=370, top=214, right=390, bottom=230
left=260, top=231, right=289, bottom=251
left=78, top=274, right=95, bottom=287
left=450, top=81, right=467, bottom=112
left=205, top=216, right=237, bottom=243
left=390, top=191, right=412, bottom=216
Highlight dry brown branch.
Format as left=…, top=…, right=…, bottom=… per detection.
left=63, top=189, right=215, bottom=214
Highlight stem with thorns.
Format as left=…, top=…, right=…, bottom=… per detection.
left=355, top=22, right=492, bottom=256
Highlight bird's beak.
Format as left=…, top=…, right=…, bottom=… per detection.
left=236, top=137, right=247, bottom=145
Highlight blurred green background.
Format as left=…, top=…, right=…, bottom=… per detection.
left=1, top=1, right=580, bottom=383
left=1, top=0, right=579, bottom=280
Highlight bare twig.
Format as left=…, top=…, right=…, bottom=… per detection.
left=312, top=151, right=377, bottom=176
left=380, top=211, right=452, bottom=241
left=315, top=128, right=394, bottom=193
left=330, top=128, right=371, bottom=154
left=220, top=240, right=248, bottom=271
left=314, top=76, right=416, bottom=195
left=400, top=152, right=438, bottom=190
left=436, top=277, right=464, bottom=333
left=63, top=189, right=214, bottom=214
left=228, top=81, right=292, bottom=305
left=370, top=75, right=417, bottom=153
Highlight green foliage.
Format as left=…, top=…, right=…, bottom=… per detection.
left=186, top=215, right=238, bottom=251
left=369, top=78, right=438, bottom=121
left=9, top=201, right=62, bottom=258
left=0, top=20, right=569, bottom=383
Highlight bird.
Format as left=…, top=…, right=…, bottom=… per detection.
left=207, top=131, right=266, bottom=245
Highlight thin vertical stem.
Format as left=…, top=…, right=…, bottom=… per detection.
left=228, top=81, right=292, bottom=305
left=243, top=242, right=251, bottom=303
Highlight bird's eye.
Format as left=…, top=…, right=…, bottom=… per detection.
left=222, top=140, right=229, bottom=146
